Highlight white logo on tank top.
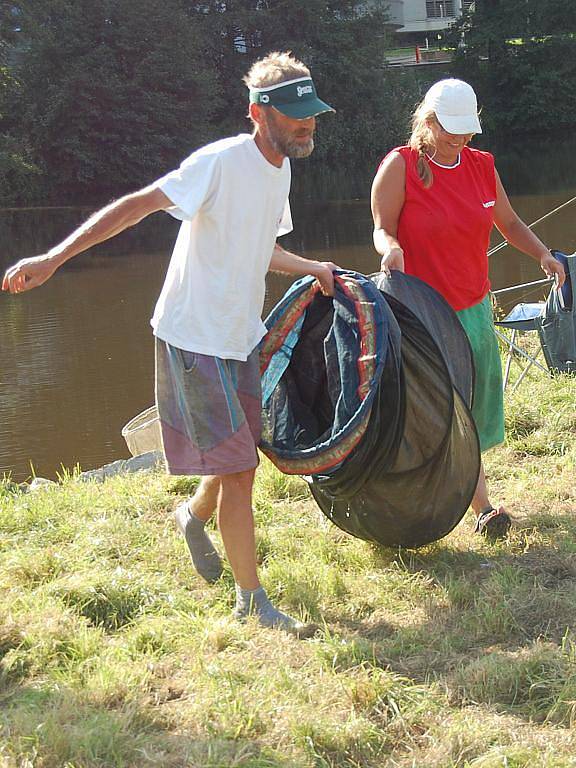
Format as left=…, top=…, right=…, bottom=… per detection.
left=483, top=200, right=495, bottom=208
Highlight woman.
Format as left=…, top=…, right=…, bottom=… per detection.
left=371, top=78, right=565, bottom=539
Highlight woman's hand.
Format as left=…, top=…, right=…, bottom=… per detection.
left=540, top=251, right=566, bottom=288
left=380, top=246, right=405, bottom=274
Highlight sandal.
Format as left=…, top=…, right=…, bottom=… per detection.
left=474, top=506, right=512, bottom=540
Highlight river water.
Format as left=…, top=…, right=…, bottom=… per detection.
left=1, top=135, right=575, bottom=481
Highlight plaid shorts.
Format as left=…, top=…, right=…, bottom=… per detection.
left=155, top=338, right=262, bottom=476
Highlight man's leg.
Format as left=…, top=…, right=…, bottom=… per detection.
left=175, top=476, right=223, bottom=583
left=218, top=468, right=310, bottom=634
left=189, top=476, right=221, bottom=522
left=157, top=340, right=312, bottom=633
left=218, top=469, right=258, bottom=588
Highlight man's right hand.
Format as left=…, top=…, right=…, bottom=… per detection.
left=2, top=253, right=60, bottom=294
left=3, top=186, right=172, bottom=296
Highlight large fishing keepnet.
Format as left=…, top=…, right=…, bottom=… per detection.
left=259, top=270, right=481, bottom=548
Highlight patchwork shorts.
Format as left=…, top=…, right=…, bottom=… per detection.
left=155, top=338, right=262, bottom=476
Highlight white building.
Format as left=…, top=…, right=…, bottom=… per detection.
left=385, top=0, right=474, bottom=36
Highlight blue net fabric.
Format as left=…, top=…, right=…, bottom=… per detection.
left=259, top=270, right=391, bottom=475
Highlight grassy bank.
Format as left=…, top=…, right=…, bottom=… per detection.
left=1, top=368, right=575, bottom=767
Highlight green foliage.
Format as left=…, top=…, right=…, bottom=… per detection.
left=1, top=0, right=575, bottom=202
left=459, top=0, right=576, bottom=41
left=0, top=0, right=220, bottom=203
left=0, top=1, right=419, bottom=204
left=452, top=0, right=576, bottom=134
left=193, top=0, right=407, bottom=160
left=0, top=64, right=41, bottom=199
left=0, top=132, right=42, bottom=200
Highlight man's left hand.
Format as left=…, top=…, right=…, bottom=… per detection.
left=311, top=261, right=339, bottom=296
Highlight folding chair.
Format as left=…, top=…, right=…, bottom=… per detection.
left=493, top=250, right=574, bottom=392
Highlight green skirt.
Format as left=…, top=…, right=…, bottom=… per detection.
left=456, top=295, right=505, bottom=453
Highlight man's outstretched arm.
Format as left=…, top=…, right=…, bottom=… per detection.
left=2, top=185, right=172, bottom=294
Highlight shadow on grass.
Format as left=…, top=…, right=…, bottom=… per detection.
left=321, top=517, right=576, bottom=728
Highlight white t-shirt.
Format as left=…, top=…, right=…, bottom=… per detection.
left=151, top=133, right=292, bottom=360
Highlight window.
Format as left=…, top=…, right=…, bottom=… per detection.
left=426, top=1, right=456, bottom=18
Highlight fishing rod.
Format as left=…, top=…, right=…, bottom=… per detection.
left=488, top=192, right=576, bottom=258
left=491, top=276, right=552, bottom=296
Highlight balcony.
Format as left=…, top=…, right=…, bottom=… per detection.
left=389, top=0, right=468, bottom=35
left=426, top=1, right=456, bottom=19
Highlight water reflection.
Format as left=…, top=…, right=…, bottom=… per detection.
left=1, top=135, right=575, bottom=481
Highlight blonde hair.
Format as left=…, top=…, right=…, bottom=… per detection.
left=243, top=51, right=310, bottom=89
left=408, top=100, right=439, bottom=189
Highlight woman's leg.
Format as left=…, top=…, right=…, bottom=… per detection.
left=457, top=298, right=510, bottom=538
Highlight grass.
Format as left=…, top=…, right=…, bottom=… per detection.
left=0, top=362, right=575, bottom=767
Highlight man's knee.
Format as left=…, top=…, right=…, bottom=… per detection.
left=219, top=468, right=256, bottom=493
left=198, top=475, right=221, bottom=491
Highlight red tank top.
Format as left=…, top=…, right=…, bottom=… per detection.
left=388, top=145, right=497, bottom=311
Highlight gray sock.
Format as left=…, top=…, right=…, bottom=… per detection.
left=233, top=585, right=312, bottom=636
left=174, top=501, right=223, bottom=583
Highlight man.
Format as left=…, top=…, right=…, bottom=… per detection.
left=3, top=51, right=337, bottom=635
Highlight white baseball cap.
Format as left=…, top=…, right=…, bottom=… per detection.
left=423, top=79, right=482, bottom=135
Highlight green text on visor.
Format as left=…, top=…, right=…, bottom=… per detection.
left=250, top=77, right=335, bottom=119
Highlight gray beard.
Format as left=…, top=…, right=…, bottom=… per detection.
left=284, top=137, right=315, bottom=158
left=268, top=130, right=314, bottom=159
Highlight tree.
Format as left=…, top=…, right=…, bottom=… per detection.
left=0, top=0, right=418, bottom=203
left=0, top=63, right=41, bottom=201
left=0, top=0, right=221, bottom=202
left=187, top=0, right=409, bottom=161
left=451, top=0, right=576, bottom=133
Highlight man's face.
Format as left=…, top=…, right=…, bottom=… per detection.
left=260, top=108, right=316, bottom=159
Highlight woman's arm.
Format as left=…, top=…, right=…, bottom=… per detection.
left=493, top=169, right=566, bottom=286
left=370, top=151, right=406, bottom=272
